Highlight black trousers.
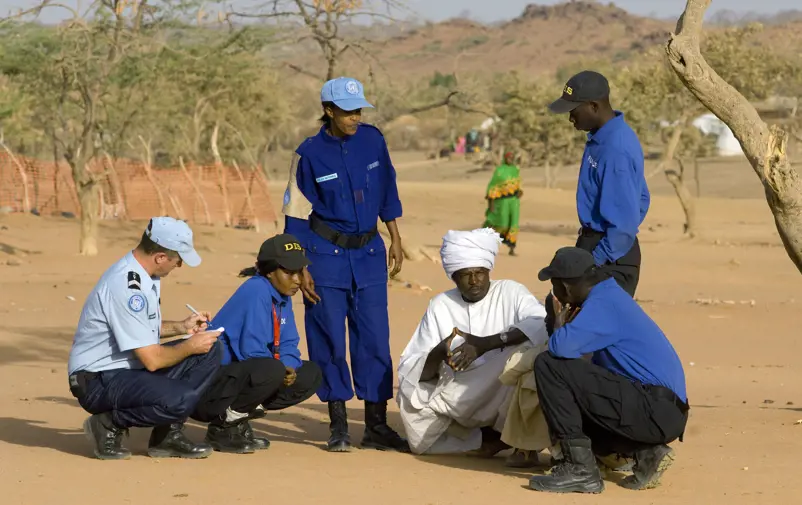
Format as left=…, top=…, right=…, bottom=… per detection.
left=534, top=352, right=688, bottom=456
left=193, top=358, right=322, bottom=422
left=70, top=341, right=223, bottom=429
left=576, top=228, right=641, bottom=298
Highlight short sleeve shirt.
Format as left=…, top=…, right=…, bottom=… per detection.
left=67, top=252, right=162, bottom=375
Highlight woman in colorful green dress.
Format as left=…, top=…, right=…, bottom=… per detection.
left=483, top=151, right=522, bottom=255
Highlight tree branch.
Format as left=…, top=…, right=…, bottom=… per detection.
left=665, top=0, right=774, bottom=177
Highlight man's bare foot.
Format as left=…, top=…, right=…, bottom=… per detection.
left=505, top=448, right=543, bottom=468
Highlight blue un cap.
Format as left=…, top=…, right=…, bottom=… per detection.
left=321, top=77, right=374, bottom=112
left=145, top=217, right=202, bottom=267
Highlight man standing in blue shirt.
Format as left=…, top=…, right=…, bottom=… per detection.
left=529, top=247, right=688, bottom=494
left=281, top=77, right=409, bottom=453
left=193, top=235, right=322, bottom=454
left=549, top=71, right=650, bottom=297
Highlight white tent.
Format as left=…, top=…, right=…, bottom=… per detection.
left=691, top=113, right=743, bottom=157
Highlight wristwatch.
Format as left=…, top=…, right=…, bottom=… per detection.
left=499, top=331, right=509, bottom=345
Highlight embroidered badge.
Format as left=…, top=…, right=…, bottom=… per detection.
left=127, top=271, right=141, bottom=290
left=367, top=161, right=379, bottom=170
left=128, top=294, right=146, bottom=313
left=315, top=173, right=338, bottom=183
left=345, top=81, right=359, bottom=95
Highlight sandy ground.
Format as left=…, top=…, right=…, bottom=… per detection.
left=1, top=154, right=801, bottom=505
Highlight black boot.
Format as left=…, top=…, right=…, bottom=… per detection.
left=148, top=423, right=213, bottom=459
left=83, top=413, right=131, bottom=460
left=238, top=420, right=270, bottom=450
left=205, top=420, right=256, bottom=454
left=621, top=444, right=675, bottom=490
left=529, top=438, right=604, bottom=494
left=362, top=400, right=410, bottom=453
left=326, top=401, right=351, bottom=452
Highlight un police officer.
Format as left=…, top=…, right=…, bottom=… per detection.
left=283, top=77, right=409, bottom=453
left=67, top=217, right=222, bottom=460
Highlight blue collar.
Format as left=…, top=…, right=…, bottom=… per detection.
left=257, top=276, right=289, bottom=306
left=317, top=125, right=356, bottom=145
left=586, top=111, right=625, bottom=144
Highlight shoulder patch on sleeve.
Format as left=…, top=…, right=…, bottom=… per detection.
left=127, top=271, right=142, bottom=290
left=127, top=293, right=146, bottom=313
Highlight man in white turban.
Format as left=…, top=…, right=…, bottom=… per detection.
left=396, top=228, right=550, bottom=455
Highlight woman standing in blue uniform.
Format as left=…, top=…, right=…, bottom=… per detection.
left=282, top=77, right=409, bottom=453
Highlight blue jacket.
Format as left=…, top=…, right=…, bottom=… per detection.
left=285, top=123, right=403, bottom=290
left=576, top=112, right=650, bottom=264
left=211, top=276, right=302, bottom=370
left=548, top=278, right=687, bottom=402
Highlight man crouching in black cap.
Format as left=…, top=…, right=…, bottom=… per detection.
left=529, top=247, right=688, bottom=494
left=191, top=234, right=322, bottom=453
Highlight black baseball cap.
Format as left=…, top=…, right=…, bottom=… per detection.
left=257, top=234, right=311, bottom=271
left=538, top=247, right=596, bottom=281
left=548, top=70, right=610, bottom=114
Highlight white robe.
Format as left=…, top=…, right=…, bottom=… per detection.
left=396, top=280, right=548, bottom=454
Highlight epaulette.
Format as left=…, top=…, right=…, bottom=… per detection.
left=359, top=122, right=385, bottom=138
left=127, top=271, right=141, bottom=291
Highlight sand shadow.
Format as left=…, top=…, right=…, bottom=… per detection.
left=0, top=417, right=90, bottom=457
left=36, top=396, right=81, bottom=408
left=0, top=327, right=73, bottom=366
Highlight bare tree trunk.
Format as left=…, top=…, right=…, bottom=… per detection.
left=52, top=140, right=60, bottom=212
left=138, top=137, right=167, bottom=216
left=232, top=160, right=259, bottom=233
left=660, top=120, right=697, bottom=237
left=544, top=160, right=553, bottom=188
left=70, top=156, right=99, bottom=256
left=1, top=141, right=31, bottom=213
left=179, top=156, right=212, bottom=225
left=667, top=0, right=802, bottom=273
left=103, top=152, right=128, bottom=220
left=666, top=159, right=698, bottom=237
left=210, top=122, right=232, bottom=227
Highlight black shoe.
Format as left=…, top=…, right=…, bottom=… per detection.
left=326, top=401, right=351, bottom=452
left=148, top=423, right=213, bottom=459
left=205, top=422, right=256, bottom=454
left=238, top=420, right=270, bottom=450
left=529, top=438, right=604, bottom=494
left=83, top=413, right=131, bottom=460
left=621, top=444, right=675, bottom=490
left=362, top=400, right=410, bottom=453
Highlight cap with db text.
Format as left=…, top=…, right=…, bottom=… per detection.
left=538, top=247, right=597, bottom=281
left=145, top=217, right=201, bottom=267
left=321, top=77, right=374, bottom=112
left=548, top=70, right=610, bottom=114
left=257, top=234, right=311, bottom=271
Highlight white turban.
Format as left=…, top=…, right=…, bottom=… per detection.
left=440, top=228, right=502, bottom=279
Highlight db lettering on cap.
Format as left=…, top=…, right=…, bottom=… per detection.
left=284, top=243, right=303, bottom=252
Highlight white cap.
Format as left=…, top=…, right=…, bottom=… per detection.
left=145, top=217, right=201, bottom=267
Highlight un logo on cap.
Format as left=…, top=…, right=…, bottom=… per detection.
left=345, top=81, right=359, bottom=95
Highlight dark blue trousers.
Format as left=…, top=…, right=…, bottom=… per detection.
left=304, top=284, right=393, bottom=403
left=75, top=342, right=222, bottom=429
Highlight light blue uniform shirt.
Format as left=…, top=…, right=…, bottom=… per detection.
left=67, top=252, right=162, bottom=375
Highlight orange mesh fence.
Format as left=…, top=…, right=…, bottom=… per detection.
left=0, top=152, right=278, bottom=229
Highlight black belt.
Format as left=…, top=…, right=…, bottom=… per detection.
left=309, top=214, right=377, bottom=250
left=579, top=226, right=604, bottom=239
left=68, top=370, right=101, bottom=399
left=646, top=384, right=690, bottom=415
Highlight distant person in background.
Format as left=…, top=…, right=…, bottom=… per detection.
left=548, top=70, right=649, bottom=297
left=483, top=150, right=522, bottom=256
